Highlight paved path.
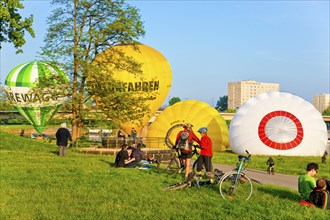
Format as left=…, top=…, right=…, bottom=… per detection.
left=213, top=164, right=299, bottom=190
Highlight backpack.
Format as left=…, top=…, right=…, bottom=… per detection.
left=177, top=131, right=190, bottom=150
left=268, top=158, right=274, bottom=166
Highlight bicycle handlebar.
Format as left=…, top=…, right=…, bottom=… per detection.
left=238, top=150, right=251, bottom=162
left=193, top=144, right=202, bottom=149
left=173, top=144, right=202, bottom=150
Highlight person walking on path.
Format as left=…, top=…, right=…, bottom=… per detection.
left=55, top=122, right=72, bottom=157
left=321, top=151, right=327, bottom=164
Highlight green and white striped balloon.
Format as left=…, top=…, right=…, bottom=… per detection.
left=5, top=61, right=69, bottom=133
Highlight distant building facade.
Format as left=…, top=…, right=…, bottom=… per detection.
left=313, top=94, right=330, bottom=114
left=228, top=80, right=279, bottom=109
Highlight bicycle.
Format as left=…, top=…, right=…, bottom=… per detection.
left=218, top=150, right=254, bottom=201
left=192, top=145, right=214, bottom=173
left=163, top=169, right=224, bottom=190
left=164, top=151, right=261, bottom=197
left=267, top=165, right=275, bottom=175
left=164, top=124, right=203, bottom=174
left=164, top=144, right=201, bottom=175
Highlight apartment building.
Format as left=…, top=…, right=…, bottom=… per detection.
left=313, top=94, right=330, bottom=113
left=228, top=80, right=279, bottom=109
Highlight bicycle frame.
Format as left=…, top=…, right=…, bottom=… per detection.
left=231, top=152, right=251, bottom=188
left=164, top=168, right=224, bottom=191
left=218, top=150, right=253, bottom=200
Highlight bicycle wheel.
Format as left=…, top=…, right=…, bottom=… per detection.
left=165, top=158, right=180, bottom=175
left=219, top=171, right=253, bottom=201
left=250, top=178, right=262, bottom=184
left=163, top=181, right=191, bottom=190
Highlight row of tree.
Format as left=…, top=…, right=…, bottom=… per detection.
left=168, top=96, right=231, bottom=112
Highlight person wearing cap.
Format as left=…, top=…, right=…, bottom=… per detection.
left=55, top=122, right=72, bottom=157
left=175, top=123, right=201, bottom=179
left=196, top=127, right=213, bottom=175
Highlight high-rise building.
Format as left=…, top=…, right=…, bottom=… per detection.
left=228, top=80, right=279, bottom=109
left=313, top=94, right=330, bottom=113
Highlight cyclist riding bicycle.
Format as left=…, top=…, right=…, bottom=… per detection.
left=175, top=123, right=200, bottom=179
left=266, top=157, right=275, bottom=174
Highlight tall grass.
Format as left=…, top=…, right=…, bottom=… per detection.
left=0, top=130, right=329, bottom=219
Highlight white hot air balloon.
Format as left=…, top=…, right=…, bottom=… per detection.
left=229, top=92, right=327, bottom=156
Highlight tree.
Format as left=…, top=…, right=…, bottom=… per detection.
left=215, top=95, right=228, bottom=112
left=0, top=83, right=15, bottom=111
left=224, top=108, right=236, bottom=113
left=0, top=0, right=35, bottom=53
left=41, top=0, right=146, bottom=140
left=322, top=107, right=330, bottom=116
left=169, top=97, right=181, bottom=106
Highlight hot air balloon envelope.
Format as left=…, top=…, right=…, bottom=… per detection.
left=5, top=61, right=69, bottom=133
left=229, top=92, right=327, bottom=156
left=91, top=44, right=172, bottom=136
left=147, top=100, right=229, bottom=151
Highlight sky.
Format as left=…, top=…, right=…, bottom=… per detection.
left=1, top=0, right=329, bottom=107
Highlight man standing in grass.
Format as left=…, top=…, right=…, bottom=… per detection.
left=196, top=127, right=213, bottom=175
left=298, top=162, right=319, bottom=201
left=55, top=122, right=72, bottom=157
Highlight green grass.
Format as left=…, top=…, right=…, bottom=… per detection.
left=1, top=130, right=329, bottom=220
left=211, top=151, right=330, bottom=179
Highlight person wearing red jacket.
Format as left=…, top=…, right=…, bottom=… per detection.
left=196, top=127, right=213, bottom=174
left=175, top=123, right=200, bottom=179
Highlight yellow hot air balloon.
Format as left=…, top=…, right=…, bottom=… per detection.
left=91, top=44, right=172, bottom=136
left=146, top=100, right=229, bottom=151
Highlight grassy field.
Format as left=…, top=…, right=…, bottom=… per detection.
left=0, top=130, right=329, bottom=219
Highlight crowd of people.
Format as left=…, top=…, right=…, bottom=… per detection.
left=55, top=122, right=329, bottom=210
left=113, top=123, right=214, bottom=178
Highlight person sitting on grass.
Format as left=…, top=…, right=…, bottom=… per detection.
left=114, top=144, right=137, bottom=168
left=132, top=143, right=149, bottom=165
left=125, top=146, right=137, bottom=168
left=114, top=144, right=128, bottom=167
left=309, top=178, right=330, bottom=209
left=298, top=162, right=318, bottom=202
